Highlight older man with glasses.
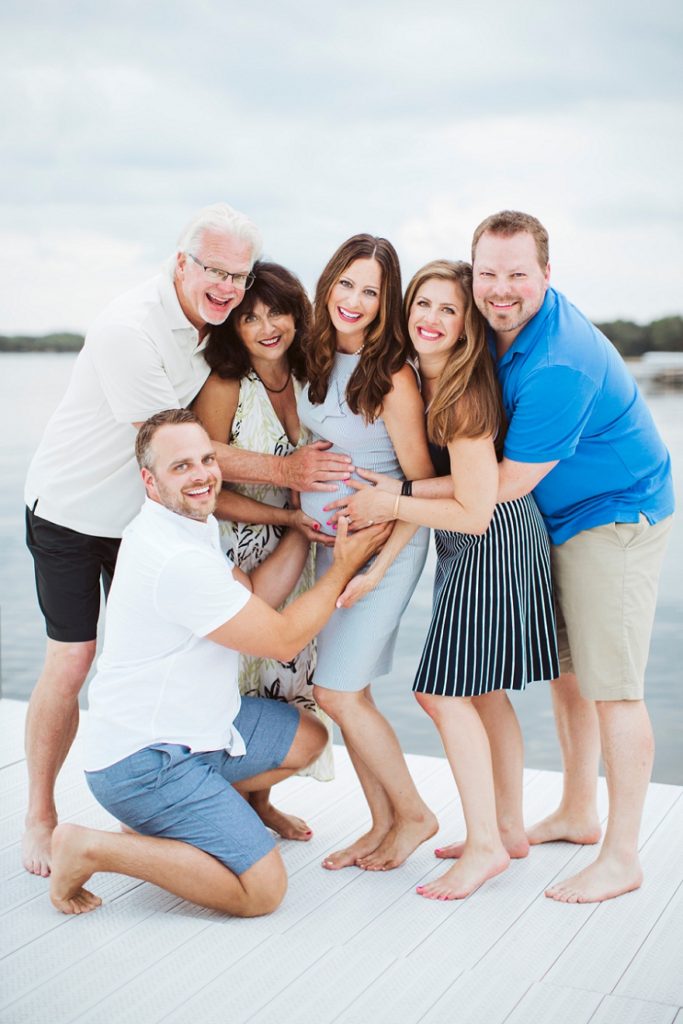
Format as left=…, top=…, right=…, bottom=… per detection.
left=23, top=202, right=352, bottom=877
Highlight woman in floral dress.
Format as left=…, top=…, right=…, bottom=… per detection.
left=194, top=262, right=333, bottom=841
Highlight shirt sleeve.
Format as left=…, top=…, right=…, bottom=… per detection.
left=88, top=321, right=184, bottom=424
left=503, top=365, right=599, bottom=463
left=155, top=546, right=252, bottom=636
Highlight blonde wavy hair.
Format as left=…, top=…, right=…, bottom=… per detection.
left=404, top=259, right=505, bottom=454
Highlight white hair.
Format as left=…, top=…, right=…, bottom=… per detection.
left=175, top=202, right=263, bottom=264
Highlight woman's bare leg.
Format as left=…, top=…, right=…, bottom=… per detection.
left=415, top=692, right=510, bottom=900
left=436, top=691, right=529, bottom=860
left=239, top=708, right=325, bottom=840
left=314, top=684, right=437, bottom=870
left=248, top=788, right=313, bottom=841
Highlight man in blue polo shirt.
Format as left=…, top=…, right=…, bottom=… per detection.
left=472, top=210, right=674, bottom=903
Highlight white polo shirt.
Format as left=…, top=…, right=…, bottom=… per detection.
left=83, top=498, right=252, bottom=771
left=25, top=273, right=212, bottom=538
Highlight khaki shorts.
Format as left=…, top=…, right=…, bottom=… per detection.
left=553, top=515, right=673, bottom=701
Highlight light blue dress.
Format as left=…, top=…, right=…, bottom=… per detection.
left=297, top=352, right=429, bottom=690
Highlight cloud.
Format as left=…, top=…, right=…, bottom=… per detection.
left=0, top=0, right=681, bottom=330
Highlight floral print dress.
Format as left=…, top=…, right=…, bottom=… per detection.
left=219, top=371, right=333, bottom=780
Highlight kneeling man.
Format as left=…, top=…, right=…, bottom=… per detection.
left=50, top=409, right=388, bottom=918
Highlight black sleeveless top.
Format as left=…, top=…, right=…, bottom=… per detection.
left=428, top=440, right=451, bottom=479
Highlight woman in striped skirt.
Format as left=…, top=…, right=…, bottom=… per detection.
left=331, top=259, right=559, bottom=899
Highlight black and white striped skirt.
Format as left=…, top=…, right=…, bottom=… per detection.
left=413, top=495, right=559, bottom=698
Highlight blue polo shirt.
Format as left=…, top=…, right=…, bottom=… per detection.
left=492, top=288, right=674, bottom=545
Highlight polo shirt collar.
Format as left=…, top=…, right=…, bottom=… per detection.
left=157, top=273, right=195, bottom=329
left=159, top=273, right=210, bottom=353
left=489, top=287, right=558, bottom=366
left=142, top=496, right=217, bottom=545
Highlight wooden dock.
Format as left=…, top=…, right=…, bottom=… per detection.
left=1, top=698, right=681, bottom=1023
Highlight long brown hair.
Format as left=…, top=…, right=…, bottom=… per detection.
left=204, top=261, right=311, bottom=382
left=306, top=234, right=409, bottom=422
left=404, top=260, right=505, bottom=455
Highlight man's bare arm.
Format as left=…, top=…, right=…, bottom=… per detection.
left=211, top=438, right=353, bottom=492
left=497, top=457, right=558, bottom=503
left=230, top=529, right=312, bottom=609
left=206, top=519, right=390, bottom=661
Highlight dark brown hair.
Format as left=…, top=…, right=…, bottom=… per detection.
left=471, top=210, right=549, bottom=269
left=404, top=260, right=505, bottom=455
left=306, top=234, right=409, bottom=422
left=204, top=261, right=311, bottom=382
left=135, top=408, right=205, bottom=470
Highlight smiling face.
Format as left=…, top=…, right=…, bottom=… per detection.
left=472, top=230, right=550, bottom=349
left=174, top=228, right=254, bottom=333
left=326, top=257, right=382, bottom=351
left=141, top=423, right=222, bottom=522
left=408, top=277, right=466, bottom=369
left=235, top=300, right=296, bottom=369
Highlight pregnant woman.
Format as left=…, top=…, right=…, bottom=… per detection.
left=298, top=234, right=437, bottom=871
left=194, top=261, right=333, bottom=842
left=333, top=260, right=559, bottom=898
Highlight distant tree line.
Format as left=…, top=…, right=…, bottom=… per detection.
left=0, top=333, right=84, bottom=352
left=596, top=317, right=683, bottom=358
left=1, top=317, right=682, bottom=358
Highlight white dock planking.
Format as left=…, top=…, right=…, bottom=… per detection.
left=0, top=697, right=681, bottom=1024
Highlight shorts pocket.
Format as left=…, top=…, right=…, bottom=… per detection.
left=612, top=515, right=648, bottom=549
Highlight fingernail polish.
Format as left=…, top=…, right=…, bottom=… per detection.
left=313, top=523, right=320, bottom=531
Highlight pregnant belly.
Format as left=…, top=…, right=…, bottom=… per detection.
left=302, top=479, right=365, bottom=538
left=298, top=433, right=402, bottom=536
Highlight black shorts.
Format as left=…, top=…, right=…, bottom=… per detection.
left=25, top=506, right=121, bottom=643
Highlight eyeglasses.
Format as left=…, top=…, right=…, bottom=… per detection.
left=186, top=253, right=255, bottom=290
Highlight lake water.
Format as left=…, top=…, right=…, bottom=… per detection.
left=1, top=353, right=681, bottom=782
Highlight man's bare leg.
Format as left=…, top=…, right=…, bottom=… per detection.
left=415, top=693, right=509, bottom=900
left=53, top=709, right=326, bottom=914
left=315, top=685, right=437, bottom=871
left=50, top=824, right=287, bottom=917
left=435, top=691, right=530, bottom=861
left=546, top=699, right=652, bottom=903
left=527, top=673, right=602, bottom=846
left=23, top=639, right=97, bottom=876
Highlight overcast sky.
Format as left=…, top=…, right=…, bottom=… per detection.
left=2, top=0, right=681, bottom=334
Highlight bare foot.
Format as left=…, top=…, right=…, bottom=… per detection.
left=417, top=845, right=510, bottom=900
left=545, top=854, right=643, bottom=904
left=358, top=810, right=439, bottom=871
left=255, top=803, right=313, bottom=842
left=50, top=824, right=102, bottom=915
left=527, top=809, right=602, bottom=847
left=22, top=819, right=55, bottom=877
left=322, top=827, right=389, bottom=870
left=435, top=827, right=529, bottom=861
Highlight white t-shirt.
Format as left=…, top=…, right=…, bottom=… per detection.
left=82, top=498, right=252, bottom=771
left=25, top=273, right=211, bottom=538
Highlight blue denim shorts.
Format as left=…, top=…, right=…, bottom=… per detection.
left=85, top=697, right=300, bottom=876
